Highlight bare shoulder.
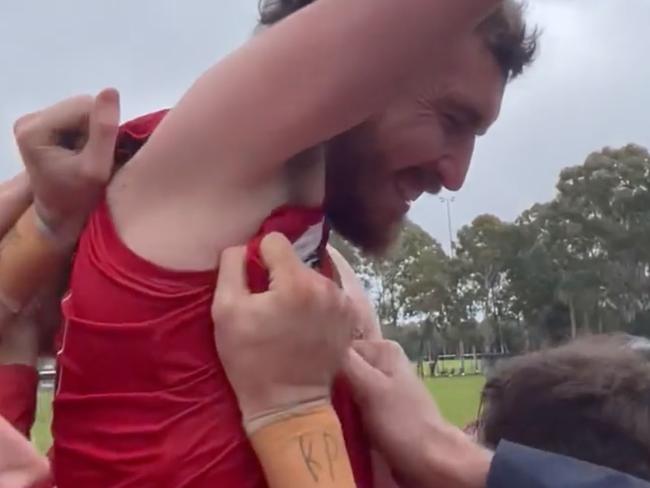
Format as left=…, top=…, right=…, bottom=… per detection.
left=327, top=244, right=382, bottom=340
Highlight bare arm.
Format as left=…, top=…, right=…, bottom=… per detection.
left=0, top=90, right=117, bottom=325
left=328, top=245, right=381, bottom=340
left=134, top=0, right=500, bottom=184
left=0, top=182, right=62, bottom=437
left=329, top=246, right=402, bottom=487
left=0, top=173, right=32, bottom=324
left=0, top=177, right=61, bottom=440
left=0, top=173, right=31, bottom=239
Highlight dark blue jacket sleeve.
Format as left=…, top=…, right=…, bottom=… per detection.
left=487, top=441, right=650, bottom=488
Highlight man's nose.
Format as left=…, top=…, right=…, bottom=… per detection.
left=437, top=138, right=475, bottom=191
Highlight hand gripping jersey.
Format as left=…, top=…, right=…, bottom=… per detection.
left=50, top=112, right=374, bottom=487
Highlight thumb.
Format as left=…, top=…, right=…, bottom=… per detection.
left=342, top=346, right=385, bottom=405
left=259, top=232, right=304, bottom=288
left=82, top=88, right=120, bottom=183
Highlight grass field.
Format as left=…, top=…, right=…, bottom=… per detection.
left=32, top=391, right=53, bottom=454
left=31, top=376, right=485, bottom=453
left=424, top=375, right=484, bottom=428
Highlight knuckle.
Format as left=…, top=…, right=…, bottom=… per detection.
left=77, top=161, right=111, bottom=185
left=342, top=295, right=360, bottom=323
left=288, top=273, right=316, bottom=302
left=314, top=273, right=338, bottom=298
left=13, top=114, right=39, bottom=146
left=65, top=94, right=94, bottom=112
left=330, top=284, right=353, bottom=316
left=94, top=119, right=119, bottom=138
left=211, top=293, right=239, bottom=323
left=385, top=340, right=404, bottom=357
left=80, top=94, right=95, bottom=106
left=322, top=276, right=341, bottom=297
left=220, top=246, right=241, bottom=264
left=309, top=278, right=335, bottom=309
left=290, top=283, right=313, bottom=309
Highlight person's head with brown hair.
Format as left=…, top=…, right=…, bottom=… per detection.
left=258, top=0, right=539, bottom=254
left=258, top=0, right=537, bottom=81
left=478, top=334, right=650, bottom=481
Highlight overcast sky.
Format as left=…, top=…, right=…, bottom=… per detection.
left=1, top=0, right=649, bottom=251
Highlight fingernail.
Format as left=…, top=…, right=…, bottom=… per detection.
left=95, top=88, right=120, bottom=125
left=98, top=87, right=120, bottom=104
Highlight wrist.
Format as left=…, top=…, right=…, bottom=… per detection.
left=249, top=404, right=357, bottom=488
left=242, top=394, right=331, bottom=434
left=236, top=382, right=330, bottom=429
left=421, top=423, right=492, bottom=488
left=244, top=398, right=331, bottom=435
left=32, top=204, right=78, bottom=252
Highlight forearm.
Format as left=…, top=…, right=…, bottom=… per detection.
left=0, top=317, right=38, bottom=368
left=0, top=173, right=31, bottom=242
left=248, top=404, right=357, bottom=488
left=417, top=423, right=492, bottom=488
left=0, top=206, right=72, bottom=323
left=138, top=0, right=500, bottom=177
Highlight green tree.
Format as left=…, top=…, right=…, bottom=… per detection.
left=454, top=215, right=520, bottom=353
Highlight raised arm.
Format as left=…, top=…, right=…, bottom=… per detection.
left=134, top=0, right=501, bottom=182
left=0, top=90, right=119, bottom=323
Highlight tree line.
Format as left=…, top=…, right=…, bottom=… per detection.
left=332, top=144, right=650, bottom=363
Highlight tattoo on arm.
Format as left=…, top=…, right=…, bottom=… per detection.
left=297, top=430, right=344, bottom=484
left=323, top=431, right=339, bottom=481
left=299, top=434, right=322, bottom=483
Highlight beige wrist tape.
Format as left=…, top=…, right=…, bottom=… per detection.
left=0, top=206, right=68, bottom=313
left=249, top=404, right=357, bottom=488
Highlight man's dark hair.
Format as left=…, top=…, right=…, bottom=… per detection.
left=258, top=0, right=538, bottom=81
left=478, top=335, right=650, bottom=481
left=258, top=0, right=315, bottom=25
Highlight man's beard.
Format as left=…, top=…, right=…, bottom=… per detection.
left=324, top=126, right=403, bottom=257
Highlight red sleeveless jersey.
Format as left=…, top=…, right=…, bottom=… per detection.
left=51, top=112, right=374, bottom=487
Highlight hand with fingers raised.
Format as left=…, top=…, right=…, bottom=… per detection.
left=13, top=88, right=120, bottom=248
left=0, top=89, right=120, bottom=316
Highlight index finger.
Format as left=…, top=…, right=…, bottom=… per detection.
left=342, top=347, right=386, bottom=406
left=81, top=88, right=120, bottom=183
left=350, top=339, right=406, bottom=375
